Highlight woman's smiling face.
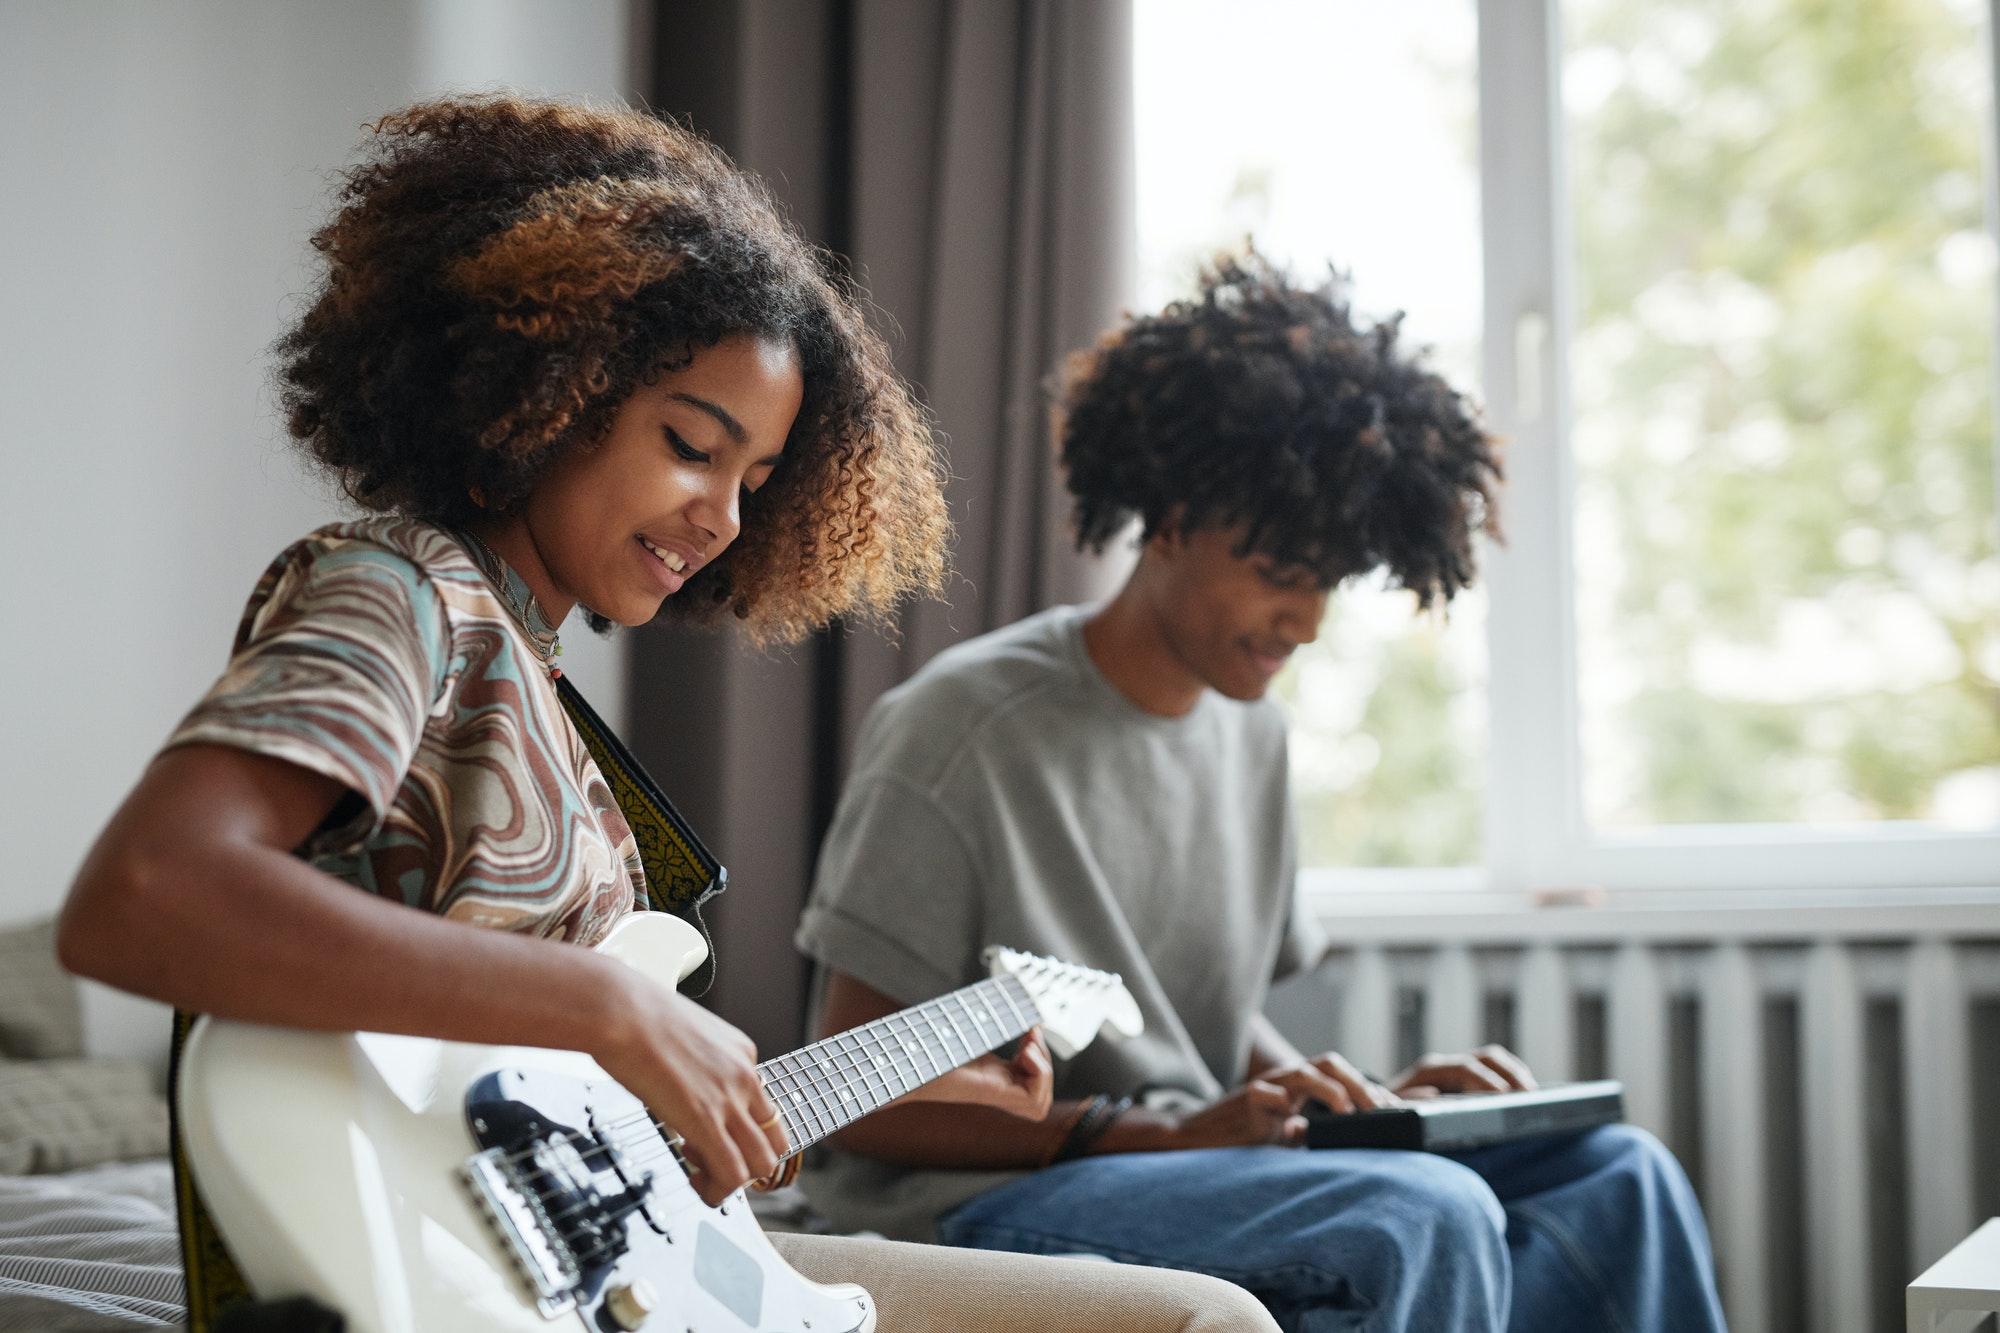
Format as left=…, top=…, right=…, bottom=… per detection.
left=498, top=333, right=804, bottom=627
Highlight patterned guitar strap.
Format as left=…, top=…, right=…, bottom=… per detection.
left=168, top=674, right=727, bottom=1332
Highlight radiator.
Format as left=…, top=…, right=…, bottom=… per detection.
left=1266, top=887, right=2000, bottom=1333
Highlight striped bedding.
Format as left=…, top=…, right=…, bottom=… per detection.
left=0, top=1159, right=181, bottom=1330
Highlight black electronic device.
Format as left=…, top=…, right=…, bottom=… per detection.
left=1305, top=1079, right=1625, bottom=1153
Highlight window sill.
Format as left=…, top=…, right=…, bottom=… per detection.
left=1297, top=874, right=2000, bottom=943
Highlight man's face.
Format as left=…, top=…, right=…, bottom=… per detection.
left=1146, top=525, right=1330, bottom=701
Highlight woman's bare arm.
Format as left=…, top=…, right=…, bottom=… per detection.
left=59, top=743, right=783, bottom=1204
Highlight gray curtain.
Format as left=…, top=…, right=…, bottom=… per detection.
left=632, top=0, right=1136, bottom=1057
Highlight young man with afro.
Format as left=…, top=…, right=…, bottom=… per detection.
left=792, top=256, right=1727, bottom=1333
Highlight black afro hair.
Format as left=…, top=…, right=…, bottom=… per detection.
left=1056, top=251, right=1501, bottom=606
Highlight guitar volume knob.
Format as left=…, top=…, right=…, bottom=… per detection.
left=604, top=1278, right=659, bottom=1330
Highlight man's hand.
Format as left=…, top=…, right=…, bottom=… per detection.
left=1256, top=1051, right=1399, bottom=1118
left=895, top=1028, right=1054, bottom=1120
left=1153, top=1079, right=1306, bottom=1147
left=1129, top=1050, right=1399, bottom=1150
left=592, top=972, right=789, bottom=1207
left=1390, top=1044, right=1538, bottom=1100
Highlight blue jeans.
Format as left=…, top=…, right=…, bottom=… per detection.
left=936, top=1125, right=1726, bottom=1333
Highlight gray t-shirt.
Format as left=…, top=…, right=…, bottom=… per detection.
left=793, top=604, right=1321, bottom=1240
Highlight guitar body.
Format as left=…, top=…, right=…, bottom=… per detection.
left=178, top=913, right=875, bottom=1333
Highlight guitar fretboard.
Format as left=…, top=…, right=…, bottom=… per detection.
left=757, top=974, right=1040, bottom=1156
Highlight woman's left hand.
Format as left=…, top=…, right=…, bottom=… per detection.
left=894, top=1027, right=1054, bottom=1120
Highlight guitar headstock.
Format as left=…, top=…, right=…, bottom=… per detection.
left=983, top=947, right=1145, bottom=1060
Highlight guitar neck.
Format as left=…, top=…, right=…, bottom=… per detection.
left=757, top=974, right=1040, bottom=1156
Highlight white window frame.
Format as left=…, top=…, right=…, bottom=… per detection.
left=1311, top=0, right=2000, bottom=902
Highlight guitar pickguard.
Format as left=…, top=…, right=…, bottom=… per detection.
left=458, top=1056, right=872, bottom=1328
left=460, top=1065, right=870, bottom=1333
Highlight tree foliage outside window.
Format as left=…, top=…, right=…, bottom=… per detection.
left=1277, top=573, right=1486, bottom=867
left=1567, top=0, right=2000, bottom=827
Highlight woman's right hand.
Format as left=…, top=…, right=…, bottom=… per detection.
left=592, top=970, right=789, bottom=1206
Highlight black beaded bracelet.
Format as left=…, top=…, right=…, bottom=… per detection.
left=1052, top=1094, right=1133, bottom=1163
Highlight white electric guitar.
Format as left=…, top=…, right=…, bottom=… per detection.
left=177, top=913, right=1144, bottom=1333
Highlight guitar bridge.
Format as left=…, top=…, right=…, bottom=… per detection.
left=461, top=1147, right=583, bottom=1317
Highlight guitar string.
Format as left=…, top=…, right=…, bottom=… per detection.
left=483, top=973, right=1046, bottom=1178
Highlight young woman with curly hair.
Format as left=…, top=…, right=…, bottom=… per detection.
left=57, top=97, right=1277, bottom=1333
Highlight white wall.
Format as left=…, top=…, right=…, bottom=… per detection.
left=0, top=0, right=633, bottom=1072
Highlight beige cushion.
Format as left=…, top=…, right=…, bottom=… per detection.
left=0, top=918, right=83, bottom=1059
left=769, top=1231, right=1282, bottom=1333
left=0, top=1058, right=169, bottom=1174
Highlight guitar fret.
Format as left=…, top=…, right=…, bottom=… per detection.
left=820, top=1031, right=873, bottom=1110
left=842, top=1035, right=883, bottom=1121
left=813, top=1045, right=854, bottom=1127
left=855, top=1025, right=905, bottom=1101
left=969, top=986, right=1003, bottom=1045
left=860, top=1027, right=905, bottom=1101
left=891, top=1024, right=926, bottom=1091
left=949, top=993, right=983, bottom=1050
left=830, top=1038, right=866, bottom=1120
left=887, top=1012, right=935, bottom=1085
left=912, top=1026, right=945, bottom=1074
left=907, top=1012, right=944, bottom=1081
left=845, top=1024, right=875, bottom=1102
left=779, top=1073, right=815, bottom=1128
left=1002, top=975, right=1039, bottom=1025
left=935, top=999, right=976, bottom=1062
left=990, top=979, right=1028, bottom=1031
left=824, top=1040, right=864, bottom=1112
left=991, top=981, right=1021, bottom=1027
left=917, top=1005, right=954, bottom=1066
left=799, top=1070, right=833, bottom=1134
left=972, top=987, right=1007, bottom=1043
left=960, top=992, right=994, bottom=1049
left=882, top=1020, right=924, bottom=1093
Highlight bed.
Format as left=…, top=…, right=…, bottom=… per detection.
left=0, top=1159, right=181, bottom=1331
left=0, top=921, right=180, bottom=1330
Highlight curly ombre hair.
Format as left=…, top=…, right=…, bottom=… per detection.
left=277, top=95, right=948, bottom=641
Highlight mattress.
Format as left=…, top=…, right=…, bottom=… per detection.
left=0, top=1158, right=182, bottom=1331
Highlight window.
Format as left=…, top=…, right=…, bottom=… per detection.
left=1136, top=0, right=2000, bottom=891
left=1566, top=0, right=1999, bottom=831
left=1137, top=0, right=1488, bottom=871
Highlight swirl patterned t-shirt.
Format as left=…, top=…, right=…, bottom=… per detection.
left=165, top=519, right=644, bottom=946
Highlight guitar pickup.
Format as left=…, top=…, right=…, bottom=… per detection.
left=460, top=1147, right=582, bottom=1317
